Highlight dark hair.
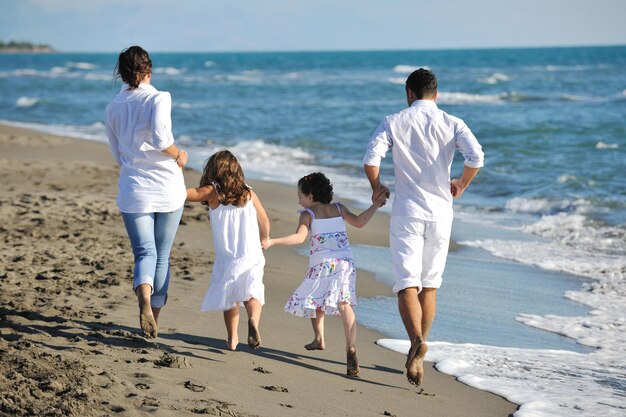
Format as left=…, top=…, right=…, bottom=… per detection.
left=406, top=68, right=437, bottom=99
left=298, top=172, right=333, bottom=204
left=200, top=150, right=251, bottom=207
left=114, top=46, right=152, bottom=89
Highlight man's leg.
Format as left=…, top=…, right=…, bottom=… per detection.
left=419, top=220, right=451, bottom=341
left=418, top=288, right=437, bottom=340
left=390, top=216, right=428, bottom=385
left=398, top=287, right=428, bottom=386
left=398, top=287, right=422, bottom=344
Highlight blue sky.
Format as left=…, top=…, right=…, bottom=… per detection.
left=1, top=0, right=625, bottom=52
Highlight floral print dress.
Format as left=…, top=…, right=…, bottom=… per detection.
left=284, top=204, right=356, bottom=318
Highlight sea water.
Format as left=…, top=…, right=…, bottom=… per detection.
left=1, top=46, right=624, bottom=416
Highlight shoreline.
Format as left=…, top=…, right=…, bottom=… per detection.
left=0, top=123, right=517, bottom=416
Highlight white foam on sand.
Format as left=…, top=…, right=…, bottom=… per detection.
left=376, top=339, right=625, bottom=417
left=444, top=196, right=626, bottom=415
left=375, top=193, right=626, bottom=416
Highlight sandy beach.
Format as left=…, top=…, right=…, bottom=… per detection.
left=0, top=124, right=518, bottom=416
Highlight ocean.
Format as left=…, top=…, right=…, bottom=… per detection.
left=1, top=46, right=624, bottom=416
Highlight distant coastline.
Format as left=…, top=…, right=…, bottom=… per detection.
left=0, top=40, right=55, bottom=53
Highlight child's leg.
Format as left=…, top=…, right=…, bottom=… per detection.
left=338, top=302, right=359, bottom=376
left=223, top=305, right=240, bottom=351
left=243, top=298, right=262, bottom=349
left=304, top=310, right=325, bottom=350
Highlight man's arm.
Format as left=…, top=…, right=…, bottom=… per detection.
left=450, top=166, right=480, bottom=198
left=363, top=120, right=392, bottom=203
left=364, top=164, right=390, bottom=204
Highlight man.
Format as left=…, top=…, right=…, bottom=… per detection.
left=363, top=68, right=484, bottom=385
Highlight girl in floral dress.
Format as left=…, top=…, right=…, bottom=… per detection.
left=262, top=172, right=386, bottom=376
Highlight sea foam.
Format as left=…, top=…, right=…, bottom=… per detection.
left=16, top=97, right=40, bottom=107
left=376, top=339, right=625, bottom=417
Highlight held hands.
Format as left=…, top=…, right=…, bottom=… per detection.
left=372, top=184, right=390, bottom=207
left=261, top=237, right=273, bottom=250
left=450, top=179, right=467, bottom=198
left=175, top=149, right=188, bottom=168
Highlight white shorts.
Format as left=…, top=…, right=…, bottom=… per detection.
left=390, top=216, right=452, bottom=294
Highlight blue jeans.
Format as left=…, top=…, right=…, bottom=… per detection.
left=121, top=207, right=184, bottom=308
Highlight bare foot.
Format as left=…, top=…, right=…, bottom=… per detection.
left=139, top=301, right=158, bottom=338
left=247, top=319, right=261, bottom=349
left=226, top=337, right=239, bottom=351
left=406, top=341, right=428, bottom=386
left=346, top=347, right=359, bottom=377
left=304, top=340, right=325, bottom=351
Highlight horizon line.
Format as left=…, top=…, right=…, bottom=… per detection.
left=13, top=42, right=626, bottom=55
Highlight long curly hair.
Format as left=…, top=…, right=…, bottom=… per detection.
left=298, top=172, right=333, bottom=204
left=114, top=46, right=152, bottom=89
left=200, top=150, right=251, bottom=207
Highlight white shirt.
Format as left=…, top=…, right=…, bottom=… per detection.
left=363, top=100, right=484, bottom=222
left=105, top=83, right=186, bottom=213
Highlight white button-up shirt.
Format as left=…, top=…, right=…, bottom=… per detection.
left=105, top=83, right=186, bottom=213
left=363, top=100, right=484, bottom=222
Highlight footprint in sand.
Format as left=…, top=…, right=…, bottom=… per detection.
left=154, top=353, right=191, bottom=368
left=253, top=366, right=272, bottom=374
left=141, top=397, right=159, bottom=407
left=135, top=383, right=150, bottom=390
left=415, top=388, right=435, bottom=396
left=261, top=385, right=288, bottom=392
left=184, top=380, right=206, bottom=392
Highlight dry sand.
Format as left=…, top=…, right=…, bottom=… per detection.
left=0, top=124, right=517, bottom=416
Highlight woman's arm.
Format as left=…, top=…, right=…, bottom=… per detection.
left=152, top=92, right=188, bottom=168
left=262, top=212, right=310, bottom=249
left=162, top=144, right=188, bottom=168
left=251, top=190, right=270, bottom=243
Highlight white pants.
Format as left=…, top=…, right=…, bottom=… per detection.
left=390, top=216, right=452, bottom=294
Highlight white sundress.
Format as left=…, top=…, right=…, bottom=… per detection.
left=284, top=203, right=357, bottom=318
left=201, top=198, right=265, bottom=311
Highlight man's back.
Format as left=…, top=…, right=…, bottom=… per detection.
left=364, top=99, right=483, bottom=222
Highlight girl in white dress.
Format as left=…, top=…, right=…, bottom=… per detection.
left=263, top=172, right=386, bottom=376
left=187, top=150, right=270, bottom=351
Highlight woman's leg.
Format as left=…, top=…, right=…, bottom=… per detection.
left=304, top=309, right=325, bottom=350
left=338, top=303, right=359, bottom=376
left=121, top=212, right=158, bottom=338
left=244, top=298, right=262, bottom=349
left=223, top=305, right=240, bottom=351
left=151, top=207, right=184, bottom=317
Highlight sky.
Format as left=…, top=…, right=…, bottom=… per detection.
left=0, top=0, right=625, bottom=53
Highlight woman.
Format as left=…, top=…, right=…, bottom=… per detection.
left=105, top=46, right=188, bottom=338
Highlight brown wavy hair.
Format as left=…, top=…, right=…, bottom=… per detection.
left=200, top=150, right=251, bottom=207
left=114, top=46, right=152, bottom=89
